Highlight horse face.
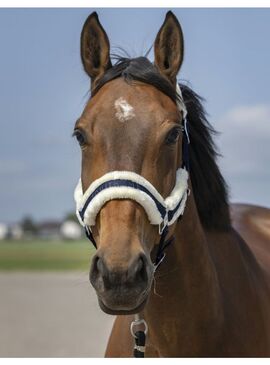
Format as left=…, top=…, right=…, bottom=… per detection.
left=75, top=11, right=184, bottom=314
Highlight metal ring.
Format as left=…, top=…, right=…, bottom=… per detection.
left=159, top=210, right=168, bottom=235
left=130, top=318, right=148, bottom=338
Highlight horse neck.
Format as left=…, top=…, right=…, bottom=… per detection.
left=144, top=190, right=224, bottom=356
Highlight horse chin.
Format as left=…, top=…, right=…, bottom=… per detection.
left=98, top=296, right=148, bottom=316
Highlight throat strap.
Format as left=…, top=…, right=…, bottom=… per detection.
left=154, top=226, right=174, bottom=269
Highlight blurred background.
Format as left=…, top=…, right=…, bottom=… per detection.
left=0, top=8, right=269, bottom=357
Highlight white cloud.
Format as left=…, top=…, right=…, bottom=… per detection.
left=222, top=104, right=270, bottom=136
left=215, top=104, right=270, bottom=206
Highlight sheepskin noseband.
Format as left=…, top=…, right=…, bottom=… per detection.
left=74, top=168, right=189, bottom=234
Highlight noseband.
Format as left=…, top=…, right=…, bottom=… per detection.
left=74, top=84, right=190, bottom=269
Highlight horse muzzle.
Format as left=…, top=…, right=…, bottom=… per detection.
left=90, top=251, right=153, bottom=314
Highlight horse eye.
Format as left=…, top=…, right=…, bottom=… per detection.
left=165, top=127, right=181, bottom=145
left=73, top=129, right=86, bottom=146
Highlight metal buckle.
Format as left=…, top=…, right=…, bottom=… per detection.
left=182, top=118, right=190, bottom=144
left=158, top=211, right=168, bottom=235
left=130, top=317, right=148, bottom=338
left=154, top=252, right=166, bottom=272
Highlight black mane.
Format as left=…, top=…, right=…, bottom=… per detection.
left=93, top=57, right=231, bottom=231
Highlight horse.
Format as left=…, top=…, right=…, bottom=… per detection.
left=73, top=11, right=270, bottom=357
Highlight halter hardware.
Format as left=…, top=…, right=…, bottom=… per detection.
left=130, top=314, right=148, bottom=357
left=158, top=209, right=168, bottom=235
left=130, top=315, right=148, bottom=337
left=182, top=117, right=190, bottom=144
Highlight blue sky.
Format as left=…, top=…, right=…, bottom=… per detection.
left=0, top=8, right=269, bottom=223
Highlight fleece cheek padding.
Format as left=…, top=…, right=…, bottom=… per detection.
left=164, top=168, right=188, bottom=210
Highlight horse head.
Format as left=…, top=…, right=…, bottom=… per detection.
left=74, top=11, right=187, bottom=315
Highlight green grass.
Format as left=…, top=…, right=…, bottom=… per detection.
left=0, top=239, right=95, bottom=271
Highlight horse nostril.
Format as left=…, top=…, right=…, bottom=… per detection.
left=91, top=254, right=106, bottom=278
left=133, top=254, right=148, bottom=282
left=97, top=256, right=105, bottom=274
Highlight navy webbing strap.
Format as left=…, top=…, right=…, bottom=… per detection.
left=85, top=226, right=97, bottom=249
left=154, top=226, right=174, bottom=269
left=133, top=331, right=146, bottom=357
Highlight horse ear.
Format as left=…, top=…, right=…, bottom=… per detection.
left=154, top=11, right=184, bottom=84
left=80, top=12, right=112, bottom=89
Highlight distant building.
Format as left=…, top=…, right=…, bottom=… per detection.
left=60, top=220, right=82, bottom=240
left=9, top=224, right=23, bottom=240
left=37, top=221, right=61, bottom=240
left=0, top=218, right=83, bottom=241
left=0, top=223, right=8, bottom=240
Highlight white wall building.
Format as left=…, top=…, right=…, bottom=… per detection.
left=0, top=223, right=8, bottom=240
left=60, top=220, right=82, bottom=240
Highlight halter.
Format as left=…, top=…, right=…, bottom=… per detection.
left=74, top=83, right=190, bottom=269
